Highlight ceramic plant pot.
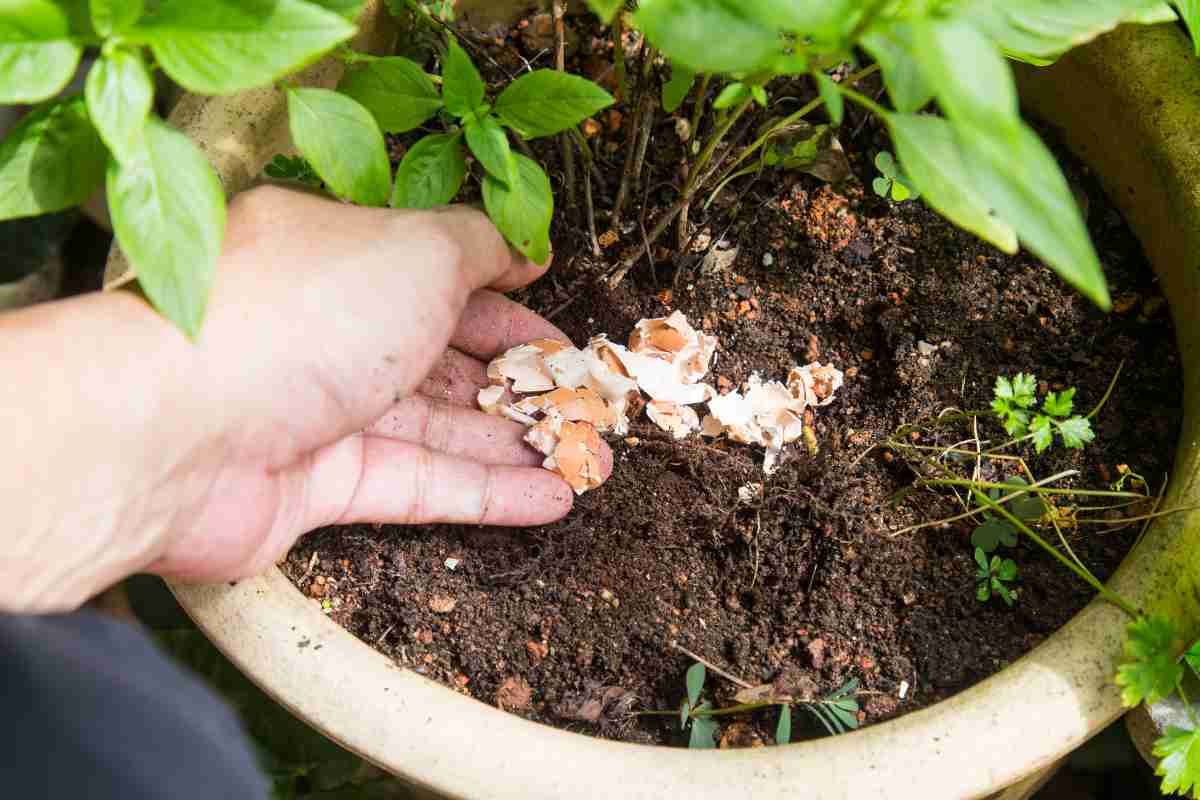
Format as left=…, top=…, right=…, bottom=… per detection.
left=105, top=14, right=1200, bottom=800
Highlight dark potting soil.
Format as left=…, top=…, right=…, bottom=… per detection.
left=283, top=13, right=1182, bottom=747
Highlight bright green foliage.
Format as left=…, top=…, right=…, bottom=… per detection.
left=1179, top=1, right=1200, bottom=54
left=975, top=547, right=1018, bottom=606
left=0, top=96, right=107, bottom=220
left=0, top=0, right=82, bottom=104
left=1185, top=638, right=1200, bottom=674
left=107, top=118, right=225, bottom=339
left=90, top=0, right=145, bottom=37
left=872, top=150, right=918, bottom=202
left=688, top=707, right=717, bottom=748
left=685, top=662, right=705, bottom=707
left=584, top=0, right=624, bottom=23
left=465, top=113, right=516, bottom=186
left=1116, top=615, right=1184, bottom=707
left=662, top=62, right=696, bottom=113
left=776, top=704, right=792, bottom=745
left=493, top=70, right=614, bottom=139
left=263, top=153, right=321, bottom=187
left=390, top=132, right=466, bottom=209
left=992, top=374, right=1094, bottom=453
left=1155, top=725, right=1200, bottom=798
left=132, top=0, right=356, bottom=95
left=712, top=81, right=749, bottom=110
left=287, top=88, right=391, bottom=207
left=991, top=373, right=1038, bottom=436
left=85, top=48, right=154, bottom=160
left=336, top=57, right=443, bottom=133
left=483, top=153, right=554, bottom=265
left=442, top=37, right=485, bottom=117
left=814, top=73, right=842, bottom=125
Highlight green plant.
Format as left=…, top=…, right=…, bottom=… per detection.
left=872, top=151, right=918, bottom=202
left=587, top=0, right=1200, bottom=306
left=0, top=1, right=611, bottom=337
left=992, top=374, right=1095, bottom=453
left=971, top=477, right=1045, bottom=553
left=974, top=546, right=1019, bottom=606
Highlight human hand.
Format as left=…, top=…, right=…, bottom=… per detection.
left=146, top=186, right=612, bottom=582
left=0, top=185, right=610, bottom=609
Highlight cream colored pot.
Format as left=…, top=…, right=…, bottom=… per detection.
left=105, top=12, right=1200, bottom=800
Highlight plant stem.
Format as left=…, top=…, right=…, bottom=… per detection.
left=1087, top=360, right=1124, bottom=419
left=611, top=11, right=629, bottom=103
left=972, top=489, right=1140, bottom=618
left=571, top=127, right=602, bottom=256
left=671, top=642, right=754, bottom=689
left=552, top=0, right=577, bottom=215
left=709, top=63, right=879, bottom=195
left=688, top=73, right=712, bottom=149
left=837, top=83, right=889, bottom=117
left=889, top=470, right=1077, bottom=537
left=925, top=477, right=1145, bottom=499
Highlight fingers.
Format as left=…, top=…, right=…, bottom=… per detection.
left=366, top=396, right=543, bottom=467
left=451, top=290, right=571, bottom=361
left=417, top=348, right=489, bottom=407
left=324, top=436, right=574, bottom=528
left=428, top=205, right=552, bottom=293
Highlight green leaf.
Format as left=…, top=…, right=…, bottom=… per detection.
left=85, top=48, right=154, bottom=160
left=775, top=704, right=791, bottom=745
left=1185, top=639, right=1200, bottom=674
left=465, top=113, right=515, bottom=185
left=685, top=662, right=705, bottom=708
left=861, top=21, right=932, bottom=113
left=389, top=131, right=466, bottom=209
left=442, top=36, right=484, bottom=117
left=958, top=120, right=1110, bottom=309
left=482, top=152, right=552, bottom=265
left=263, top=153, right=320, bottom=186
left=632, top=0, right=782, bottom=74
left=884, top=113, right=1018, bottom=254
left=974, top=546, right=989, bottom=573
left=1179, top=0, right=1200, bottom=55
left=1154, top=725, right=1200, bottom=798
left=0, top=95, right=106, bottom=220
left=1030, top=415, right=1054, bottom=453
left=872, top=176, right=890, bottom=198
left=309, top=0, right=367, bottom=18
left=1012, top=373, right=1037, bottom=403
left=1010, top=494, right=1046, bottom=523
left=913, top=17, right=1018, bottom=127
left=889, top=181, right=911, bottom=202
left=712, top=81, right=748, bottom=110
left=133, top=0, right=356, bottom=95
left=1042, top=388, right=1076, bottom=418
left=977, top=582, right=991, bottom=602
left=662, top=62, right=695, bottom=113
left=815, top=72, right=843, bottom=126
left=1056, top=416, right=1095, bottom=449
left=678, top=698, right=689, bottom=729
left=0, top=0, right=83, bottom=104
left=875, top=151, right=897, bottom=179
left=972, top=519, right=1017, bottom=553
left=90, top=0, right=143, bottom=35
left=1116, top=615, right=1184, bottom=707
left=336, top=57, right=443, bottom=133
left=689, top=716, right=717, bottom=748
left=107, top=117, right=224, bottom=338
left=997, top=558, right=1018, bottom=581
left=585, top=0, right=623, bottom=23
left=287, top=88, right=390, bottom=206
left=995, top=581, right=1015, bottom=606
left=494, top=69, right=614, bottom=139
left=750, top=85, right=768, bottom=107
left=966, top=0, right=1177, bottom=64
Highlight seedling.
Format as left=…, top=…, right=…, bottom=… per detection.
left=974, top=547, right=1018, bottom=606
left=971, top=477, right=1045, bottom=553
left=872, top=151, right=919, bottom=202
left=992, top=374, right=1095, bottom=453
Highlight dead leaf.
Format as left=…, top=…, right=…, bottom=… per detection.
left=700, top=245, right=739, bottom=275
left=719, top=721, right=765, bottom=749
left=496, top=675, right=534, bottom=711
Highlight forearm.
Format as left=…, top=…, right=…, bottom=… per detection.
left=0, top=289, right=210, bottom=611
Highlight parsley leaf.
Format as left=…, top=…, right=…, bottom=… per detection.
left=992, top=373, right=1037, bottom=436
left=1031, top=415, right=1054, bottom=453
left=1042, top=387, right=1075, bottom=418
left=971, top=519, right=1017, bottom=553
left=1154, top=725, right=1200, bottom=798
left=1116, top=615, right=1183, bottom=707
left=1056, top=416, right=1095, bottom=449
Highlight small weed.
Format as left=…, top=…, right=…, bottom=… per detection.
left=974, top=547, right=1018, bottom=606
left=872, top=151, right=918, bottom=202
left=991, top=374, right=1095, bottom=453
left=971, top=477, right=1045, bottom=553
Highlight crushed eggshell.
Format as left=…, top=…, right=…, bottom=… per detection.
left=646, top=400, right=701, bottom=439
left=524, top=412, right=607, bottom=495
left=479, top=312, right=843, bottom=491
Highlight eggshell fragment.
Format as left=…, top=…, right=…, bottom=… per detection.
left=487, top=340, right=565, bottom=393
left=629, top=310, right=718, bottom=384
left=514, top=387, right=617, bottom=431
left=788, top=362, right=844, bottom=406
left=523, top=413, right=605, bottom=495
left=646, top=400, right=700, bottom=439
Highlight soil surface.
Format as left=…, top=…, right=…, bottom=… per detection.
left=283, top=10, right=1182, bottom=747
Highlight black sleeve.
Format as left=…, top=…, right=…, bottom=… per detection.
left=0, top=610, right=268, bottom=799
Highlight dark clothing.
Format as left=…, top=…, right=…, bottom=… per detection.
left=0, top=610, right=267, bottom=798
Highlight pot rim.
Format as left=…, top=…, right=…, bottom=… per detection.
left=136, top=12, right=1200, bottom=800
